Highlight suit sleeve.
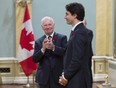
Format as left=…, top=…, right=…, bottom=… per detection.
left=32, top=40, right=44, bottom=63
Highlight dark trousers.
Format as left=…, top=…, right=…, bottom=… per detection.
left=37, top=72, right=65, bottom=88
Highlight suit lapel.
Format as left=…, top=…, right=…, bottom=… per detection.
left=41, top=35, right=46, bottom=42
left=52, top=32, right=57, bottom=44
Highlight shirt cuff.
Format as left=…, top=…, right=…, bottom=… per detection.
left=62, top=74, right=67, bottom=81
left=52, top=45, right=55, bottom=51
left=41, top=48, right=45, bottom=53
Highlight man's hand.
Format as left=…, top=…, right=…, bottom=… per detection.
left=46, top=37, right=55, bottom=50
left=59, top=75, right=68, bottom=86
left=41, top=38, right=48, bottom=52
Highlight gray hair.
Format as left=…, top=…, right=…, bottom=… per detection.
left=41, top=16, right=55, bottom=25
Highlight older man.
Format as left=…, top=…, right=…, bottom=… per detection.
left=33, top=16, right=67, bottom=88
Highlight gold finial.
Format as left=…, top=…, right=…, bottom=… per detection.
left=16, top=0, right=32, bottom=7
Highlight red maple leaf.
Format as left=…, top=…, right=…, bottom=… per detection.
left=20, top=28, right=34, bottom=51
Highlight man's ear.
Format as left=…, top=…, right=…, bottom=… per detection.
left=73, top=14, right=77, bottom=19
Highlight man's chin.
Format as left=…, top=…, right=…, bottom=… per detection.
left=66, top=21, right=69, bottom=24
left=67, top=22, right=70, bottom=25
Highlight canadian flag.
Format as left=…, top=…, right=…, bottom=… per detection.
left=18, top=4, right=37, bottom=76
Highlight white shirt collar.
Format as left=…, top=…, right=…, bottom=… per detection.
left=71, top=21, right=83, bottom=31
left=46, top=32, right=54, bottom=38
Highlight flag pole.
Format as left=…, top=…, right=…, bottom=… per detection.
left=32, top=73, right=35, bottom=88
left=23, top=76, right=33, bottom=88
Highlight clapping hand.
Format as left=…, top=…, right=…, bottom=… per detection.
left=42, top=38, right=48, bottom=51
left=46, top=37, right=55, bottom=50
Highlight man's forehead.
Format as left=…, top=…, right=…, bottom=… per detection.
left=42, top=19, right=54, bottom=25
left=43, top=20, right=53, bottom=24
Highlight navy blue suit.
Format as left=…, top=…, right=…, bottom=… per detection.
left=33, top=32, right=67, bottom=88
left=63, top=23, right=93, bottom=88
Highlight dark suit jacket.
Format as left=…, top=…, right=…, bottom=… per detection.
left=87, top=28, right=93, bottom=88
left=33, top=32, right=67, bottom=85
left=63, top=23, right=93, bottom=88
left=87, top=29, right=93, bottom=66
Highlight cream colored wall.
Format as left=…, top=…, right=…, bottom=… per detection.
left=93, top=0, right=113, bottom=81
left=113, top=0, right=116, bottom=58
left=96, top=0, right=112, bottom=56
left=0, top=58, right=34, bottom=84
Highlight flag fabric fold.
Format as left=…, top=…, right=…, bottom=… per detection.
left=18, top=4, right=37, bottom=76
